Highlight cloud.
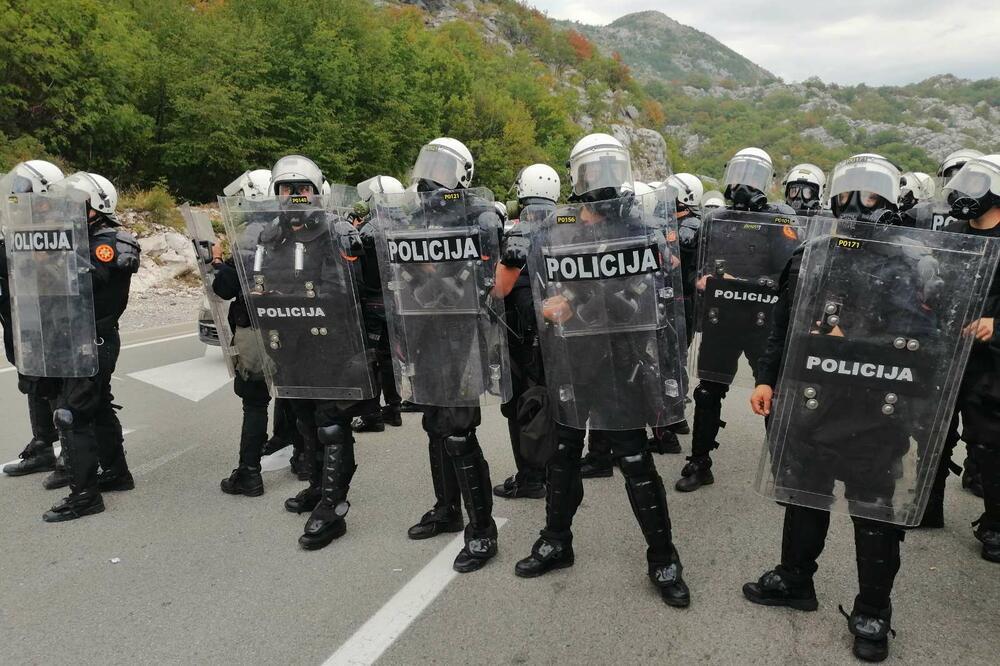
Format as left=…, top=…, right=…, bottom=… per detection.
left=524, top=1, right=1000, bottom=85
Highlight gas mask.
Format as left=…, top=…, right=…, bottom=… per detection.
left=729, top=185, right=768, bottom=212
left=833, top=191, right=901, bottom=226
left=948, top=190, right=997, bottom=220
left=785, top=182, right=820, bottom=212
left=278, top=192, right=323, bottom=231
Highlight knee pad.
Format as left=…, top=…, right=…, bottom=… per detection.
left=317, top=423, right=350, bottom=446
left=444, top=434, right=477, bottom=457
left=53, top=408, right=74, bottom=430
left=618, top=451, right=655, bottom=479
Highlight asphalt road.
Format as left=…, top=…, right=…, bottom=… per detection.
left=0, top=325, right=996, bottom=665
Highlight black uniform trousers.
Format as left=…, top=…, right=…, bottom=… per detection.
left=54, top=329, right=127, bottom=499
left=421, top=406, right=496, bottom=540
left=544, top=423, right=676, bottom=571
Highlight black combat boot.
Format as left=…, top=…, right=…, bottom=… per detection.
left=650, top=548, right=690, bottom=608
left=446, top=434, right=498, bottom=573
left=743, top=505, right=825, bottom=610
left=619, top=450, right=690, bottom=607
left=493, top=474, right=545, bottom=499
left=352, top=414, right=385, bottom=433
left=675, top=455, right=714, bottom=492
left=581, top=431, right=613, bottom=478
left=42, top=450, right=71, bottom=490
left=742, top=567, right=819, bottom=610
left=399, top=400, right=422, bottom=413
left=43, top=412, right=105, bottom=523
left=97, top=468, right=136, bottom=492
left=973, top=516, right=1000, bottom=563
left=841, top=600, right=894, bottom=662
left=2, top=439, right=56, bottom=476
left=382, top=404, right=402, bottom=427
left=299, top=425, right=355, bottom=550
left=514, top=536, right=575, bottom=578
left=220, top=466, right=263, bottom=497
left=285, top=426, right=324, bottom=513
left=579, top=453, right=613, bottom=478
left=408, top=437, right=463, bottom=539
left=648, top=427, right=682, bottom=455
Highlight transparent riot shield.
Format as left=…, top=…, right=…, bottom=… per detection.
left=3, top=190, right=97, bottom=377
left=372, top=188, right=512, bottom=407
left=527, top=191, right=687, bottom=430
left=690, top=209, right=806, bottom=386
left=217, top=193, right=374, bottom=400
left=180, top=205, right=237, bottom=375
left=757, top=217, right=1000, bottom=526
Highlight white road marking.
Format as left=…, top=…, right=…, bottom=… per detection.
left=260, top=446, right=292, bottom=472
left=324, top=517, right=508, bottom=666
left=120, top=332, right=198, bottom=350
left=0, top=332, right=200, bottom=374
left=130, top=440, right=206, bottom=477
left=128, top=346, right=231, bottom=402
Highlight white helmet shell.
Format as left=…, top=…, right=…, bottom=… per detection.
left=269, top=155, right=324, bottom=195
left=568, top=133, right=632, bottom=197
left=899, top=172, right=936, bottom=202
left=723, top=147, right=774, bottom=193
left=223, top=169, right=273, bottom=200
left=7, top=160, right=65, bottom=194
left=938, top=148, right=984, bottom=178
left=782, top=163, right=826, bottom=193
left=702, top=190, right=725, bottom=210
left=60, top=172, right=118, bottom=215
left=632, top=181, right=659, bottom=217
left=515, top=163, right=560, bottom=202
left=828, top=153, right=901, bottom=205
left=357, top=175, right=405, bottom=203
left=665, top=173, right=704, bottom=208
left=411, top=137, right=474, bottom=190
left=942, top=154, right=1000, bottom=200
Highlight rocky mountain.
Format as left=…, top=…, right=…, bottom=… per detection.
left=554, top=10, right=775, bottom=86
left=385, top=1, right=999, bottom=179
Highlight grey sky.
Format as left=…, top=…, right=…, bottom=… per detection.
left=524, top=1, right=1000, bottom=85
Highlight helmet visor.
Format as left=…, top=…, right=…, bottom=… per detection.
left=787, top=183, right=818, bottom=201
left=412, top=145, right=462, bottom=189
left=943, top=160, right=1000, bottom=200
left=572, top=152, right=632, bottom=196
left=723, top=155, right=772, bottom=192
left=828, top=156, right=898, bottom=203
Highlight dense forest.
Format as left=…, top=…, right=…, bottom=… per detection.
left=0, top=0, right=636, bottom=201
left=3, top=0, right=997, bottom=204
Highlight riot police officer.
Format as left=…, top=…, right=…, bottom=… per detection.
left=897, top=171, right=935, bottom=213
left=201, top=169, right=274, bottom=497
left=381, top=137, right=504, bottom=573
left=42, top=172, right=140, bottom=521
left=676, top=147, right=796, bottom=492
left=782, top=163, right=826, bottom=215
left=904, top=148, right=982, bottom=231
left=350, top=175, right=405, bottom=433
left=745, top=153, right=944, bottom=662
left=220, top=155, right=377, bottom=550
left=933, top=155, right=1000, bottom=559
left=1, top=160, right=65, bottom=482
left=513, top=134, right=691, bottom=607
left=491, top=163, right=560, bottom=500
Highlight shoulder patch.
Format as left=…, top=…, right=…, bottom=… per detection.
left=95, top=244, right=116, bottom=263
